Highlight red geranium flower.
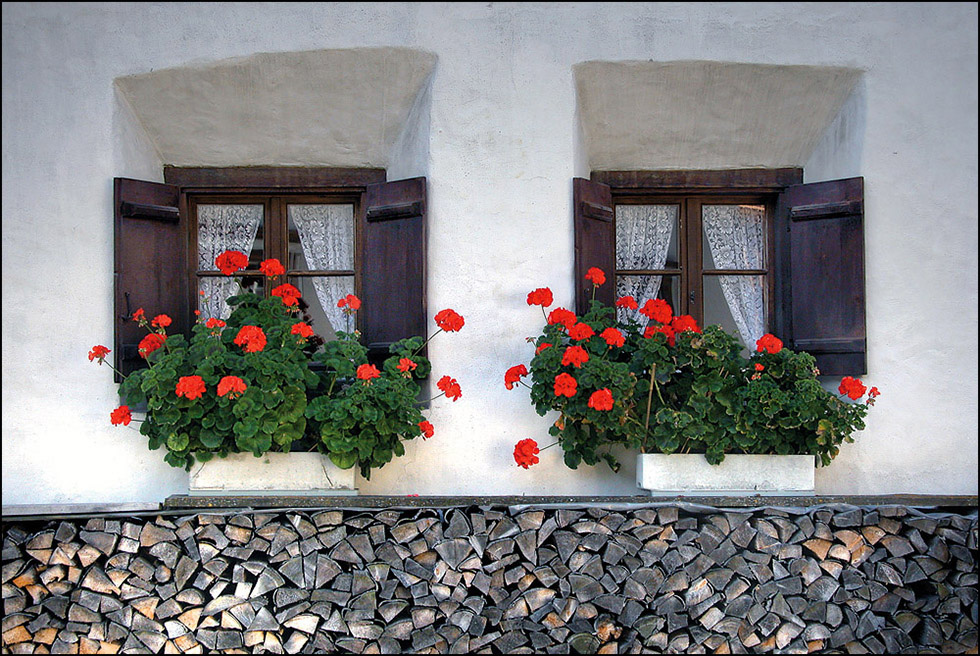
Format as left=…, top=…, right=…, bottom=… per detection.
left=553, top=372, right=577, bottom=397
left=640, top=298, right=672, bottom=324
left=271, top=283, right=302, bottom=307
left=291, top=322, right=314, bottom=340
left=615, top=296, right=638, bottom=311
left=561, top=345, right=589, bottom=368
left=526, top=288, right=554, bottom=307
left=547, top=308, right=577, bottom=330
left=756, top=333, right=783, bottom=355
left=151, top=314, right=172, bottom=329
left=138, top=333, right=167, bottom=358
left=504, top=364, right=528, bottom=390
left=645, top=323, right=675, bottom=346
left=234, top=325, right=267, bottom=353
left=217, top=376, right=247, bottom=398
left=175, top=375, right=207, bottom=400
left=419, top=420, right=434, bottom=440
left=585, top=267, right=606, bottom=287
left=88, top=345, right=111, bottom=363
left=215, top=250, right=249, bottom=276
left=599, top=327, right=625, bottom=348
left=513, top=438, right=540, bottom=469
left=838, top=376, right=867, bottom=400
left=671, top=315, right=701, bottom=335
left=398, top=358, right=418, bottom=374
left=110, top=405, right=132, bottom=426
left=535, top=342, right=553, bottom=355
left=437, top=375, right=462, bottom=401
left=260, top=258, right=286, bottom=277
left=435, top=308, right=465, bottom=332
left=205, top=318, right=226, bottom=329
left=868, top=386, right=880, bottom=398
left=588, top=389, right=614, bottom=411
left=356, top=364, right=381, bottom=381
left=337, top=294, right=362, bottom=311
left=568, top=323, right=595, bottom=341
left=754, top=363, right=765, bottom=372
left=132, top=308, right=146, bottom=323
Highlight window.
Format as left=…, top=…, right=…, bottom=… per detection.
left=113, top=168, right=427, bottom=379
left=574, top=170, right=867, bottom=375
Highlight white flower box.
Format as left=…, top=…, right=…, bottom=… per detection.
left=188, top=452, right=357, bottom=496
left=637, top=453, right=815, bottom=496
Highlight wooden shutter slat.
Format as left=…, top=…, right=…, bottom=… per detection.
left=362, top=177, right=426, bottom=362
left=114, top=178, right=187, bottom=381
left=574, top=178, right=616, bottom=315
left=774, top=177, right=866, bottom=376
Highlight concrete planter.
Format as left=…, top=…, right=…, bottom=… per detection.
left=637, top=453, right=815, bottom=496
left=188, top=452, right=357, bottom=496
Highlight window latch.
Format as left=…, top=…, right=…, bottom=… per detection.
left=689, top=291, right=696, bottom=303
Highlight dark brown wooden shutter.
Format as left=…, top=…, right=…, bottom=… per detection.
left=114, top=178, right=187, bottom=381
left=774, top=177, right=866, bottom=375
left=573, top=178, right=615, bottom=315
left=362, top=177, right=426, bottom=361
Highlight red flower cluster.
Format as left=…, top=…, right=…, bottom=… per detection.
left=357, top=364, right=381, bottom=381
left=547, top=308, right=577, bottom=330
left=838, top=376, right=867, bottom=400
left=338, top=294, right=361, bottom=311
left=110, top=405, right=132, bottom=426
left=671, top=315, right=701, bottom=335
left=866, top=386, right=881, bottom=406
left=527, top=288, right=553, bottom=307
left=568, top=323, right=594, bottom=341
left=88, top=345, right=111, bottom=364
left=151, top=314, right=172, bottom=329
left=398, top=358, right=418, bottom=374
left=271, top=283, right=302, bottom=307
left=132, top=308, right=146, bottom=323
left=553, top=372, right=577, bottom=397
left=419, top=420, right=434, bottom=440
left=754, top=363, right=765, bottom=372
left=205, top=317, right=226, bottom=331
left=435, top=308, right=465, bottom=332
left=513, top=438, right=540, bottom=469
left=437, top=375, right=462, bottom=401
left=215, top=250, right=249, bottom=276
left=600, top=327, right=625, bottom=348
left=291, top=322, right=314, bottom=340
left=234, top=325, right=267, bottom=353
left=217, top=376, right=247, bottom=398
left=535, top=342, right=552, bottom=355
left=640, top=299, right=672, bottom=324
left=561, top=345, right=589, bottom=368
left=588, top=389, right=614, bottom=411
left=175, top=375, right=207, bottom=400
left=615, top=296, right=638, bottom=311
left=756, top=333, right=783, bottom=355
left=585, top=267, right=606, bottom=287
left=504, top=364, right=528, bottom=390
left=260, top=258, right=285, bottom=277
left=138, top=333, right=166, bottom=358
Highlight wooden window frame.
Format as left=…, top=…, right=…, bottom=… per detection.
left=165, top=167, right=386, bottom=334
left=593, top=168, right=802, bottom=331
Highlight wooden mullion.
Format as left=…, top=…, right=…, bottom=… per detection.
left=702, top=269, right=768, bottom=276
left=287, top=270, right=356, bottom=277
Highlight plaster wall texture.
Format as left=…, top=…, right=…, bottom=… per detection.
left=2, top=3, right=977, bottom=504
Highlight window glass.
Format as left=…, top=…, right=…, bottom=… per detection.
left=616, top=204, right=679, bottom=270
left=703, top=274, right=767, bottom=351
left=290, top=275, right=355, bottom=338
left=701, top=204, right=766, bottom=270
left=287, top=204, right=354, bottom=272
left=197, top=204, right=265, bottom=269
left=616, top=274, right=680, bottom=323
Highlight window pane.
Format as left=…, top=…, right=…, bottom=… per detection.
left=287, top=204, right=354, bottom=272
left=616, top=205, right=679, bottom=270
left=197, top=204, right=264, bottom=270
left=291, top=275, right=355, bottom=339
left=703, top=274, right=766, bottom=350
left=702, top=204, right=766, bottom=270
left=198, top=275, right=265, bottom=321
left=615, top=274, right=679, bottom=322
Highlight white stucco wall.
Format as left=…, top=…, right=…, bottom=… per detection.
left=2, top=2, right=977, bottom=504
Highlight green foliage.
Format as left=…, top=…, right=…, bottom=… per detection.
left=118, top=284, right=432, bottom=478
left=524, top=298, right=871, bottom=471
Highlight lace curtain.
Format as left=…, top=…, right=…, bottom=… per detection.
left=702, top=205, right=767, bottom=347
left=288, top=205, right=354, bottom=334
left=197, top=204, right=263, bottom=320
left=615, top=205, right=676, bottom=321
